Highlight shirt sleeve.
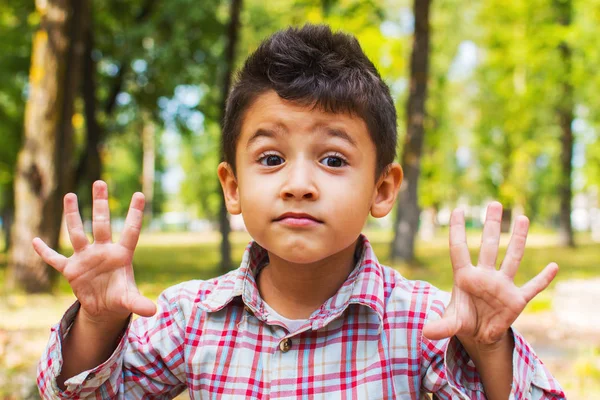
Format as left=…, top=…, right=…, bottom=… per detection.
left=37, top=285, right=188, bottom=399
left=419, top=296, right=566, bottom=400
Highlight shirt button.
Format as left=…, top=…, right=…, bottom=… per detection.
left=244, top=305, right=252, bottom=314
left=279, top=338, right=292, bottom=353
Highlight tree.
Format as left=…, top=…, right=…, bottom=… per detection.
left=0, top=1, right=35, bottom=253
left=72, top=0, right=226, bottom=223
left=575, top=0, right=600, bottom=196
left=391, top=0, right=433, bottom=262
left=218, top=0, right=243, bottom=273
left=75, top=0, right=158, bottom=210
left=8, top=0, right=89, bottom=292
left=553, top=0, right=575, bottom=247
left=418, top=0, right=476, bottom=233
left=471, top=0, right=563, bottom=229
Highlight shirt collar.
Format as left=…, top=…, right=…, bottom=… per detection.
left=197, top=234, right=386, bottom=329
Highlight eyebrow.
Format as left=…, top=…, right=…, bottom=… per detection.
left=245, top=125, right=358, bottom=148
left=320, top=127, right=357, bottom=148
left=246, top=128, right=281, bottom=149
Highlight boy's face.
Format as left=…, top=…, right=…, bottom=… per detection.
left=218, top=90, right=402, bottom=264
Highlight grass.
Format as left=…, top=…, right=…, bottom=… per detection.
left=0, top=229, right=599, bottom=398
left=387, top=235, right=600, bottom=291
left=2, top=229, right=599, bottom=299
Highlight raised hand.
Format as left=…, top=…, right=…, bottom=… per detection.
left=32, top=180, right=156, bottom=323
left=423, top=202, right=558, bottom=345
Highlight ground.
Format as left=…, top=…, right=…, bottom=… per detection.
left=1, top=230, right=599, bottom=398
left=2, top=292, right=599, bottom=399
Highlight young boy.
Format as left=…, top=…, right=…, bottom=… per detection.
left=35, top=24, right=564, bottom=399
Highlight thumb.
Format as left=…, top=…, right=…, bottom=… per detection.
left=423, top=316, right=459, bottom=341
left=127, top=294, right=157, bottom=317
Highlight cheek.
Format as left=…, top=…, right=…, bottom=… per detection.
left=238, top=178, right=276, bottom=214
left=323, top=177, right=374, bottom=220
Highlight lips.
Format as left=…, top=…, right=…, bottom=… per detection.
left=274, top=212, right=323, bottom=226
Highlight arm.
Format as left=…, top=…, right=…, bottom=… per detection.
left=38, top=289, right=188, bottom=399
left=458, top=332, right=514, bottom=399
left=422, top=202, right=563, bottom=399
left=33, top=181, right=156, bottom=392
left=57, top=309, right=129, bottom=389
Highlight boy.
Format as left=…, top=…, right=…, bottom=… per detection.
left=35, top=24, right=564, bottom=399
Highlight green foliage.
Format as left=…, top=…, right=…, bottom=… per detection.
left=0, top=1, right=35, bottom=211
left=103, top=129, right=144, bottom=215
left=179, top=124, right=222, bottom=219
left=419, top=0, right=472, bottom=208
left=2, top=0, right=599, bottom=230
left=62, top=0, right=229, bottom=216
left=470, top=0, right=600, bottom=218
left=575, top=0, right=600, bottom=192
left=179, top=0, right=407, bottom=218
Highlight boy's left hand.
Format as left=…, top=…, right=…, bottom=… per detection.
left=423, top=202, right=558, bottom=346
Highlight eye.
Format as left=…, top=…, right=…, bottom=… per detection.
left=320, top=155, right=347, bottom=168
left=259, top=154, right=284, bottom=166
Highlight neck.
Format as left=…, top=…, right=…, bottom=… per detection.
left=257, top=239, right=359, bottom=320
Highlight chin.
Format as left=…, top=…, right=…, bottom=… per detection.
left=279, top=250, right=328, bottom=265
left=259, top=236, right=331, bottom=264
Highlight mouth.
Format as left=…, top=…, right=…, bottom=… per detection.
left=273, top=212, right=323, bottom=227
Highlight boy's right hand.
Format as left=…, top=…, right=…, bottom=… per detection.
left=32, top=180, right=157, bottom=325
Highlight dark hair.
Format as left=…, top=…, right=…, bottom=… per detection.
left=222, top=24, right=397, bottom=177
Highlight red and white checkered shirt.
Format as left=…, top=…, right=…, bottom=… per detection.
left=38, top=235, right=564, bottom=399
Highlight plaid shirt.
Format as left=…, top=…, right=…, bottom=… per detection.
left=38, top=235, right=564, bottom=399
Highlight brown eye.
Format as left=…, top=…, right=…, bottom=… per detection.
left=320, top=156, right=346, bottom=168
left=260, top=155, right=284, bottom=166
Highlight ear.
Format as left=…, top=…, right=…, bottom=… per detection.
left=217, top=162, right=242, bottom=215
left=370, top=163, right=403, bottom=218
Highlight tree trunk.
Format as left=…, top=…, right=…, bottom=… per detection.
left=76, top=14, right=102, bottom=195
left=500, top=146, right=513, bottom=233
left=142, top=115, right=156, bottom=221
left=501, top=207, right=512, bottom=234
left=554, top=0, right=575, bottom=247
left=76, top=0, right=157, bottom=206
left=218, top=0, right=243, bottom=273
left=1, top=180, right=15, bottom=252
left=391, top=0, right=432, bottom=263
left=2, top=206, right=13, bottom=252
left=7, top=0, right=88, bottom=293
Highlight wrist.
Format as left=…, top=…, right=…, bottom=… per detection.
left=456, top=330, right=515, bottom=400
left=457, top=329, right=514, bottom=361
left=78, top=306, right=130, bottom=332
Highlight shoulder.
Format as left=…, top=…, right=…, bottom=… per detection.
left=379, top=264, right=450, bottom=323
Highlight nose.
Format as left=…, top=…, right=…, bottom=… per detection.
left=280, top=160, right=319, bottom=200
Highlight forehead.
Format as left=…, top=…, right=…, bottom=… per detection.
left=238, top=90, right=371, bottom=146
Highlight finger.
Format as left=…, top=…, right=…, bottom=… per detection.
left=423, top=316, right=459, bottom=341
left=63, top=193, right=90, bottom=252
left=520, top=263, right=559, bottom=303
left=477, top=202, right=503, bottom=269
left=127, top=293, right=157, bottom=317
left=92, top=180, right=112, bottom=243
left=449, top=208, right=471, bottom=271
left=32, top=237, right=68, bottom=272
left=119, top=192, right=145, bottom=251
left=500, top=215, right=529, bottom=279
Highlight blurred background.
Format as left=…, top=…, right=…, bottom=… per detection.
left=1, top=0, right=599, bottom=398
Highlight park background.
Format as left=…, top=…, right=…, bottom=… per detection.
left=1, top=0, right=600, bottom=398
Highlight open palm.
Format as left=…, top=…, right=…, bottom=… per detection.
left=423, top=202, right=558, bottom=345
left=32, top=181, right=156, bottom=322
